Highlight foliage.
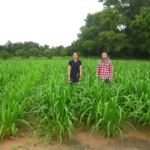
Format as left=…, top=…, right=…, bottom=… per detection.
left=0, top=58, right=150, bottom=143
left=60, top=51, right=67, bottom=57
left=130, top=7, right=150, bottom=53
left=0, top=50, right=10, bottom=60
left=44, top=49, right=53, bottom=59
left=15, top=49, right=28, bottom=58
left=67, top=1, right=150, bottom=58
left=29, top=48, right=39, bottom=59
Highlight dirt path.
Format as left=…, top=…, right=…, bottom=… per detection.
left=0, top=128, right=150, bottom=150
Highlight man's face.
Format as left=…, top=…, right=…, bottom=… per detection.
left=102, top=53, right=107, bottom=59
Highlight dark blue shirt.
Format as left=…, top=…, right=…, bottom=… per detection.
left=68, top=60, right=82, bottom=78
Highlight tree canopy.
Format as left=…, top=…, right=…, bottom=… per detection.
left=0, top=0, right=150, bottom=59
left=68, top=0, right=150, bottom=58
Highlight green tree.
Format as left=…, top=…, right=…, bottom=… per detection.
left=43, top=44, right=49, bottom=50
left=5, top=40, right=13, bottom=54
left=98, top=0, right=150, bottom=20
left=43, top=49, right=53, bottom=59
left=130, top=7, right=150, bottom=54
left=15, top=49, right=27, bottom=58
left=24, top=41, right=39, bottom=51
left=53, top=45, right=64, bottom=56
left=82, top=40, right=96, bottom=56
left=29, top=48, right=39, bottom=59
left=76, top=9, right=131, bottom=55
left=60, top=51, right=67, bottom=57
left=0, top=50, right=10, bottom=60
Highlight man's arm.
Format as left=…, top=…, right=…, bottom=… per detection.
left=96, top=62, right=100, bottom=77
left=109, top=62, right=113, bottom=81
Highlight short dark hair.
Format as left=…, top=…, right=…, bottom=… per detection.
left=101, top=51, right=108, bottom=55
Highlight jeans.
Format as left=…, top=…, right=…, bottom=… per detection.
left=104, top=79, right=110, bottom=83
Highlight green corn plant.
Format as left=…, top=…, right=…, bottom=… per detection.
left=0, top=58, right=150, bottom=143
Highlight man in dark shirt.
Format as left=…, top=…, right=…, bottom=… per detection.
left=68, top=52, right=82, bottom=83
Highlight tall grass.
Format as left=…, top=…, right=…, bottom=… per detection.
left=0, top=58, right=150, bottom=142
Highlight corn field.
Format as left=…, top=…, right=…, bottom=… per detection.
left=0, top=58, right=150, bottom=143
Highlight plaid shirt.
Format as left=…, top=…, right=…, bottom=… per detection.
left=96, top=59, right=113, bottom=80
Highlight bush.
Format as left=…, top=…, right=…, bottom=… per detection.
left=0, top=50, right=10, bottom=60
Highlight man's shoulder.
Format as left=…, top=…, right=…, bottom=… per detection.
left=108, top=59, right=112, bottom=63
left=98, top=60, right=102, bottom=63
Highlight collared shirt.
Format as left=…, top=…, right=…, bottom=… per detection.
left=96, top=59, right=113, bottom=80
left=68, top=60, right=82, bottom=78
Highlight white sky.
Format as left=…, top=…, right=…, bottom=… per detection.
left=0, top=0, right=103, bottom=47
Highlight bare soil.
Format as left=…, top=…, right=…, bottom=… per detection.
left=0, top=127, right=150, bottom=150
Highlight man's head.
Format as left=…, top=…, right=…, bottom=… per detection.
left=101, top=51, right=108, bottom=60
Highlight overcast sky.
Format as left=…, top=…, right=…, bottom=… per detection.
left=0, top=0, right=103, bottom=47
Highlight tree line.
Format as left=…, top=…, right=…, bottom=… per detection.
left=1, top=0, right=150, bottom=59
left=0, top=41, right=68, bottom=60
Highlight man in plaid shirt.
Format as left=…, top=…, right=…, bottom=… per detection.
left=96, top=52, right=113, bottom=82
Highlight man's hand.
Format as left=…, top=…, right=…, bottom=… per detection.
left=101, top=77, right=104, bottom=81
left=79, top=78, right=82, bottom=82
left=68, top=77, right=71, bottom=81
left=109, top=79, right=112, bottom=82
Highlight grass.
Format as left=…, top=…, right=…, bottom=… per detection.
left=0, top=58, right=150, bottom=143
